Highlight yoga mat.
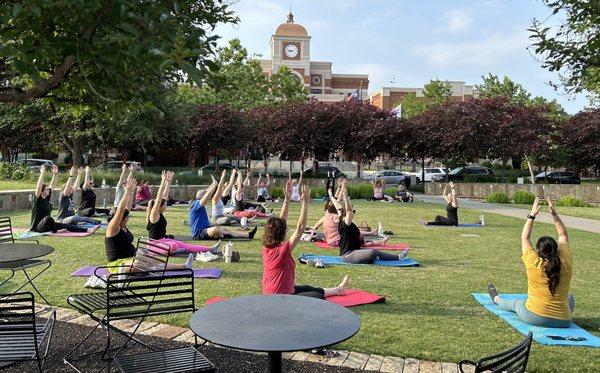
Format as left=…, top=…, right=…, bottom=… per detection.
left=472, top=293, right=600, bottom=347
left=70, top=265, right=222, bottom=279
left=79, top=222, right=107, bottom=229
left=173, top=235, right=251, bottom=242
left=15, top=230, right=93, bottom=238
left=424, top=223, right=484, bottom=228
left=205, top=289, right=385, bottom=308
left=313, top=241, right=411, bottom=251
left=299, top=253, right=419, bottom=267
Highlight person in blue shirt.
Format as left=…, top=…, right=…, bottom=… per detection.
left=190, top=176, right=257, bottom=240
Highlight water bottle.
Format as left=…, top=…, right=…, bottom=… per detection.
left=224, top=241, right=233, bottom=263
left=480, top=215, right=485, bottom=226
left=378, top=222, right=384, bottom=236
left=240, top=216, right=248, bottom=229
left=101, top=178, right=107, bottom=188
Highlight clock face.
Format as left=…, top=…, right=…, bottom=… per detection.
left=284, top=43, right=299, bottom=58
left=312, top=75, right=321, bottom=85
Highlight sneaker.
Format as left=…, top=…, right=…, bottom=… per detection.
left=398, top=249, right=409, bottom=261
left=314, top=259, right=325, bottom=268
left=488, top=284, right=499, bottom=303
left=196, top=252, right=220, bottom=262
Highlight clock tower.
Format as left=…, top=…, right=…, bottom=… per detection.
left=268, top=12, right=311, bottom=86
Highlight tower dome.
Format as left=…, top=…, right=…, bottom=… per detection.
left=275, top=12, right=308, bottom=37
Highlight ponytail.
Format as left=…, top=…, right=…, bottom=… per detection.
left=536, top=236, right=561, bottom=296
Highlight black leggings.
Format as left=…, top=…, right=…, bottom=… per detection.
left=34, top=216, right=88, bottom=233
left=341, top=249, right=399, bottom=264
left=79, top=207, right=111, bottom=217
left=136, top=199, right=151, bottom=207
left=293, top=285, right=325, bottom=299
left=427, top=215, right=457, bottom=226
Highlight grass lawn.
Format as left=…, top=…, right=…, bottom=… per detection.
left=0, top=179, right=35, bottom=190
left=513, top=204, right=600, bottom=221
left=2, top=201, right=599, bottom=372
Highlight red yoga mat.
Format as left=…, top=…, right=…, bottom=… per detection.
left=313, top=240, right=411, bottom=251
left=205, top=289, right=385, bottom=308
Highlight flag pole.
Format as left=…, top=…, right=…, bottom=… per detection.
left=359, top=80, right=363, bottom=101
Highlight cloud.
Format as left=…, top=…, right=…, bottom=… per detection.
left=233, top=0, right=287, bottom=24
left=413, top=30, right=527, bottom=68
left=436, top=9, right=473, bottom=34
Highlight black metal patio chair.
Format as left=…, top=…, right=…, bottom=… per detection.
left=0, top=217, right=51, bottom=305
left=0, top=292, right=56, bottom=372
left=64, top=238, right=213, bottom=372
left=459, top=332, right=533, bottom=373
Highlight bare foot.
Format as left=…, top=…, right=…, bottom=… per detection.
left=381, top=236, right=390, bottom=245
left=336, top=275, right=349, bottom=295
left=87, top=225, right=101, bottom=234
left=57, top=229, right=68, bottom=233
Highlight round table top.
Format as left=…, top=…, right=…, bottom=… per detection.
left=0, top=244, right=54, bottom=263
left=189, top=294, right=360, bottom=353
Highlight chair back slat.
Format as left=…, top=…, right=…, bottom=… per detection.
left=476, top=332, right=532, bottom=373
left=105, top=269, right=195, bottom=321
left=0, top=217, right=15, bottom=244
left=131, top=238, right=171, bottom=273
left=0, top=292, right=35, bottom=332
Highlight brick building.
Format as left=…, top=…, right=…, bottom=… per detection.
left=259, top=12, right=369, bottom=103
left=370, top=81, right=479, bottom=110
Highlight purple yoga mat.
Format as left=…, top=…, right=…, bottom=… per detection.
left=70, top=265, right=222, bottom=279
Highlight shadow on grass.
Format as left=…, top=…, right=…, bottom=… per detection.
left=573, top=317, right=600, bottom=331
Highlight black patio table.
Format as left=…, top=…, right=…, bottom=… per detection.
left=0, top=244, right=54, bottom=263
left=189, top=294, right=361, bottom=373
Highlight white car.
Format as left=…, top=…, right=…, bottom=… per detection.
left=101, top=161, right=144, bottom=172
left=362, top=170, right=406, bottom=185
left=409, top=168, right=447, bottom=182
left=15, top=159, right=56, bottom=171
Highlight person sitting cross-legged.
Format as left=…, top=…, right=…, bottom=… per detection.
left=488, top=197, right=575, bottom=328
left=262, top=181, right=349, bottom=299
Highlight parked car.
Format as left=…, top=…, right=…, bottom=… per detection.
left=100, top=161, right=144, bottom=172
left=535, top=171, right=581, bottom=184
left=363, top=170, right=406, bottom=185
left=408, top=168, right=448, bottom=183
left=15, top=159, right=56, bottom=171
left=197, top=164, right=234, bottom=172
left=292, top=164, right=344, bottom=178
left=431, top=166, right=494, bottom=182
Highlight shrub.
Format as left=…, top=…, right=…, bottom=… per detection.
left=556, top=196, right=589, bottom=207
left=486, top=192, right=510, bottom=204
left=481, top=160, right=493, bottom=168
left=0, top=162, right=32, bottom=181
left=513, top=190, right=536, bottom=205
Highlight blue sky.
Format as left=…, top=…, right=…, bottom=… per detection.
left=213, top=0, right=590, bottom=113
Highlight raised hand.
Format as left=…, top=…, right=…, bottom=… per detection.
left=128, top=164, right=135, bottom=172
left=300, top=185, right=311, bottom=204
left=161, top=170, right=167, bottom=181
left=449, top=181, right=455, bottom=189
left=122, top=163, right=127, bottom=171
left=530, top=197, right=542, bottom=217
left=166, top=171, right=174, bottom=182
left=78, top=167, right=84, bottom=175
left=51, top=164, right=59, bottom=174
left=85, top=165, right=91, bottom=172
left=125, top=178, right=137, bottom=191
left=70, top=166, right=76, bottom=175
left=39, top=164, right=46, bottom=174
left=547, top=197, right=557, bottom=215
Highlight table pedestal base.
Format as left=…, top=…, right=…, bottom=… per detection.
left=267, top=351, right=282, bottom=373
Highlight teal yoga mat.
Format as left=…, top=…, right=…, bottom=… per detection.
left=472, top=293, right=600, bottom=347
left=299, top=253, right=419, bottom=267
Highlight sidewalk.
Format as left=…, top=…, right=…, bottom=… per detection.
left=416, top=194, right=600, bottom=234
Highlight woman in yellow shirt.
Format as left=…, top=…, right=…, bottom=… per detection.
left=488, top=197, right=574, bottom=328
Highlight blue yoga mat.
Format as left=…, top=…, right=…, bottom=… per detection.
left=425, top=223, right=484, bottom=228
left=16, top=231, right=48, bottom=239
left=472, top=293, right=600, bottom=347
left=79, top=222, right=107, bottom=229
left=299, top=254, right=419, bottom=267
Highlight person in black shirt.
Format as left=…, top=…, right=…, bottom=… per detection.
left=77, top=166, right=111, bottom=217
left=30, top=165, right=100, bottom=234
left=420, top=182, right=459, bottom=226
left=106, top=177, right=194, bottom=273
left=332, top=183, right=407, bottom=264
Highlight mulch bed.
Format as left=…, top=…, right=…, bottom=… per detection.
left=3, top=320, right=361, bottom=372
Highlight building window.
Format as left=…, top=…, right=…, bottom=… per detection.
left=310, top=89, right=322, bottom=94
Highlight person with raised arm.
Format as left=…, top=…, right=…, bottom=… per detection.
left=370, top=177, right=385, bottom=201
left=77, top=165, right=111, bottom=217
left=487, top=197, right=574, bottom=327
left=420, top=182, right=459, bottom=226
left=256, top=173, right=272, bottom=202
left=262, top=183, right=349, bottom=299
left=233, top=169, right=271, bottom=218
left=30, top=165, right=99, bottom=234
left=56, top=166, right=102, bottom=226
left=220, top=168, right=238, bottom=206
left=114, top=163, right=135, bottom=208
left=146, top=171, right=220, bottom=254
left=289, top=170, right=303, bottom=202
left=135, top=180, right=153, bottom=206
left=106, top=178, right=194, bottom=273
left=210, top=169, right=241, bottom=226
left=332, top=186, right=407, bottom=264
left=189, top=176, right=257, bottom=240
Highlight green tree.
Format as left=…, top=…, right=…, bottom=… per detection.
left=396, top=79, right=452, bottom=119
left=0, top=1, right=237, bottom=103
left=476, top=74, right=532, bottom=105
left=268, top=66, right=308, bottom=104
left=529, top=0, right=599, bottom=98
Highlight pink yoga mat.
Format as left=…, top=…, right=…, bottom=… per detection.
left=313, top=240, right=411, bottom=251
left=205, top=289, right=385, bottom=308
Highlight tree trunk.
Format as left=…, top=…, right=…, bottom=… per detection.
left=421, top=157, right=425, bottom=183
left=70, top=138, right=84, bottom=167
left=525, top=156, right=535, bottom=184
left=289, top=160, right=293, bottom=174
left=357, top=162, right=362, bottom=179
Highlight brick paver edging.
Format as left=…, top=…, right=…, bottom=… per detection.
left=48, top=304, right=470, bottom=373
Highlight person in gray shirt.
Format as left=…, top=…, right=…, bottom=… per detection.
left=56, top=166, right=101, bottom=226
